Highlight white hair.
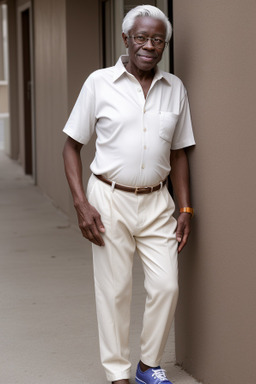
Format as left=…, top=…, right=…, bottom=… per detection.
left=122, top=5, right=172, bottom=42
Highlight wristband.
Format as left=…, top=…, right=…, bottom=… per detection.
left=180, top=207, right=194, bottom=217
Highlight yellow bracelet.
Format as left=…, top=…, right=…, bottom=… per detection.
left=180, top=207, right=194, bottom=217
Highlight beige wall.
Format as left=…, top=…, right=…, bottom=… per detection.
left=65, top=0, right=101, bottom=109
left=173, top=1, right=256, bottom=383
left=6, top=0, right=100, bottom=214
left=34, top=0, right=100, bottom=216
left=65, top=0, right=101, bottom=219
left=34, top=0, right=69, bottom=211
left=0, top=82, right=8, bottom=112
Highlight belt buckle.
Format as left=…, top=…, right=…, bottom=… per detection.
left=135, top=186, right=154, bottom=194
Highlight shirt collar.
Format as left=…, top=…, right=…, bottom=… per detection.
left=113, top=55, right=172, bottom=86
left=113, top=56, right=129, bottom=82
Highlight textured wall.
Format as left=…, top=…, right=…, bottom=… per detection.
left=173, top=1, right=256, bottom=384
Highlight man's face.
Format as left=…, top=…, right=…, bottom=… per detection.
left=122, top=16, right=166, bottom=74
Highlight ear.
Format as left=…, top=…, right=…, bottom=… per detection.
left=122, top=33, right=129, bottom=48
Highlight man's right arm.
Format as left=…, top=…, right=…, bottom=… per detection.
left=62, top=136, right=105, bottom=246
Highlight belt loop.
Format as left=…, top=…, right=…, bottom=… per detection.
left=160, top=181, right=163, bottom=190
left=111, top=181, right=116, bottom=192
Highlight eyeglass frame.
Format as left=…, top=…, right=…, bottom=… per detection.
left=128, top=34, right=168, bottom=49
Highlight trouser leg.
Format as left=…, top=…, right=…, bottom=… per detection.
left=135, top=187, right=179, bottom=367
left=87, top=175, right=136, bottom=382
left=92, top=237, right=135, bottom=381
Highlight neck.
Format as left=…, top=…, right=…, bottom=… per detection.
left=125, top=62, right=155, bottom=83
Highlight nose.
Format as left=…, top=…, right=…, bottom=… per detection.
left=143, top=38, right=155, bottom=50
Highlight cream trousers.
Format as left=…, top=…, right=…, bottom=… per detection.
left=87, top=174, right=179, bottom=382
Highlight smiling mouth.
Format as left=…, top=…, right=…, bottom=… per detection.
left=138, top=54, right=157, bottom=61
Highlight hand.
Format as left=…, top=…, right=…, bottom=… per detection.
left=75, top=200, right=105, bottom=246
left=176, top=212, right=192, bottom=253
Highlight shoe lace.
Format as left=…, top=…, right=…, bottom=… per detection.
left=152, top=368, right=168, bottom=382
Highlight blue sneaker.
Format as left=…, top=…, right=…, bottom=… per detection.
left=135, top=363, right=173, bottom=384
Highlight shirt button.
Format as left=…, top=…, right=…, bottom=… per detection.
left=143, top=128, right=146, bottom=132
left=137, top=88, right=142, bottom=92
left=141, top=164, right=145, bottom=169
left=144, top=145, right=147, bottom=150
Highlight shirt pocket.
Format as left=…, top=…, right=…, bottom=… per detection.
left=159, top=112, right=179, bottom=144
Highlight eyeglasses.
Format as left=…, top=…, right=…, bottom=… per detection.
left=128, top=34, right=167, bottom=49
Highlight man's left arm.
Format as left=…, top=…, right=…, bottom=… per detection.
left=170, top=148, right=193, bottom=253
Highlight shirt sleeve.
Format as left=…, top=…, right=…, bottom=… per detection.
left=63, top=77, right=96, bottom=145
left=171, top=92, right=196, bottom=150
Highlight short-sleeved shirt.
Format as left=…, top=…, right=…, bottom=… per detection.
left=63, top=55, right=195, bottom=187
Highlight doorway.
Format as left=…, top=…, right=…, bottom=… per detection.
left=18, top=2, right=36, bottom=180
left=21, top=8, right=32, bottom=174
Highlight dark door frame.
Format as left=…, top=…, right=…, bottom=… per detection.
left=18, top=2, right=36, bottom=181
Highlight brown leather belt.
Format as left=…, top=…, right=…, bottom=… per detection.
left=94, top=174, right=167, bottom=194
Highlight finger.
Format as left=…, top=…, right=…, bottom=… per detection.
left=177, top=235, right=184, bottom=253
left=94, top=215, right=105, bottom=233
left=88, top=221, right=105, bottom=246
left=178, top=229, right=190, bottom=253
left=79, top=220, right=103, bottom=246
left=81, top=226, right=104, bottom=246
left=78, top=209, right=105, bottom=246
left=176, top=224, right=184, bottom=244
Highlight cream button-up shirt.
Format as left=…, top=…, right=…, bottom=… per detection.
left=63, top=56, right=195, bottom=187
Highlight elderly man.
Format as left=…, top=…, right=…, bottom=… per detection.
left=63, top=5, right=195, bottom=384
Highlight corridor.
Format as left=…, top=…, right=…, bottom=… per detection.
left=0, top=150, right=201, bottom=384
